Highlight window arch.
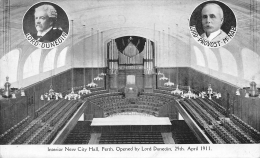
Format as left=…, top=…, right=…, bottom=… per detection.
left=193, top=46, right=205, bottom=67
left=57, top=47, right=68, bottom=68
left=241, top=48, right=260, bottom=81
left=43, top=48, right=57, bottom=72
left=23, top=49, right=41, bottom=79
left=0, top=49, right=20, bottom=86
left=219, top=47, right=238, bottom=76
left=204, top=47, right=219, bottom=71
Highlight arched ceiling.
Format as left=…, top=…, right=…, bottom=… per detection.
left=0, top=0, right=260, bottom=88
left=1, top=0, right=259, bottom=55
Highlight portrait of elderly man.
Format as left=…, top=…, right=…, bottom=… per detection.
left=200, top=3, right=228, bottom=42
left=32, top=4, right=63, bottom=43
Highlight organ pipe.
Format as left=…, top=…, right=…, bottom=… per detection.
left=112, top=39, right=114, bottom=70
left=149, top=39, right=151, bottom=70
left=145, top=40, right=147, bottom=70
left=110, top=41, right=112, bottom=70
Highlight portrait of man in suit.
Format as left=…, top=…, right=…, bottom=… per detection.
left=200, top=3, right=228, bottom=42
left=189, top=1, right=236, bottom=48
left=23, top=2, right=69, bottom=49
left=33, top=4, right=62, bottom=43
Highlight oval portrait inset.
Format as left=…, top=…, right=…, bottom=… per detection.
left=189, top=1, right=236, bottom=48
left=23, top=2, right=69, bottom=49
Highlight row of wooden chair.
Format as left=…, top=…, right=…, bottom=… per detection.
left=230, top=114, right=260, bottom=142
left=8, top=120, right=42, bottom=144
left=180, top=97, right=260, bottom=144
left=0, top=116, right=31, bottom=144
left=99, top=132, right=164, bottom=144
left=35, top=100, right=59, bottom=118
left=39, top=101, right=82, bottom=144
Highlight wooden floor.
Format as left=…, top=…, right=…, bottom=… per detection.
left=91, top=115, right=171, bottom=126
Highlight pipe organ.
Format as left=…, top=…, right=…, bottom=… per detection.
left=108, top=39, right=119, bottom=74
left=107, top=36, right=155, bottom=91
left=144, top=39, right=154, bottom=74
left=107, top=37, right=154, bottom=72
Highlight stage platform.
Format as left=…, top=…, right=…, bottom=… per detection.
left=91, top=115, right=172, bottom=132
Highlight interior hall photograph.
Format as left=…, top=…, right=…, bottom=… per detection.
left=0, top=0, right=260, bottom=157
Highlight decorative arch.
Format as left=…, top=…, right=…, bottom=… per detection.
left=57, top=47, right=68, bottom=68
left=23, top=49, right=41, bottom=79
left=204, top=47, right=219, bottom=71
left=193, top=46, right=205, bottom=67
left=43, top=48, right=57, bottom=72
left=219, top=47, right=238, bottom=76
left=241, top=48, right=260, bottom=81
left=0, top=49, right=20, bottom=85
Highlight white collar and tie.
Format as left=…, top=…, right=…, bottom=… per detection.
left=36, top=27, right=53, bottom=39
left=205, top=29, right=221, bottom=41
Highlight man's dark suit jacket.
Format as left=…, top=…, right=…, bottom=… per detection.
left=32, top=28, right=63, bottom=43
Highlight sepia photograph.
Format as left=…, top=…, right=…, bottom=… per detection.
left=0, top=0, right=259, bottom=158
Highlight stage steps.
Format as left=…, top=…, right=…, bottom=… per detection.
left=88, top=133, right=101, bottom=144
left=161, top=132, right=175, bottom=144
left=171, top=120, right=200, bottom=144
left=63, top=121, right=91, bottom=144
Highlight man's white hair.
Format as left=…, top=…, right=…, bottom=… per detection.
left=202, top=3, right=224, bottom=19
left=35, top=4, right=57, bottom=18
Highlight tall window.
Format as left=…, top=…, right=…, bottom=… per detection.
left=204, top=47, right=219, bottom=71
left=57, top=47, right=68, bottom=68
left=193, top=46, right=205, bottom=67
left=242, top=48, right=260, bottom=81
left=0, top=49, right=19, bottom=85
left=23, top=49, right=41, bottom=79
left=43, top=48, right=57, bottom=72
left=219, top=47, right=238, bottom=76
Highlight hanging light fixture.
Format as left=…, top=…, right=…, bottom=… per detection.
left=243, top=80, right=260, bottom=98
left=160, top=30, right=168, bottom=82
left=88, top=28, right=97, bottom=87
left=176, top=24, right=179, bottom=89
left=1, top=1, right=19, bottom=99
left=65, top=19, right=80, bottom=99
left=199, top=84, right=221, bottom=100
left=159, top=73, right=168, bottom=80
left=94, top=30, right=103, bottom=81
left=78, top=87, right=91, bottom=95
left=100, top=31, right=106, bottom=77
left=183, top=86, right=198, bottom=99
left=164, top=27, right=174, bottom=87
left=154, top=71, right=167, bottom=80
left=2, top=76, right=11, bottom=98
left=78, top=25, right=91, bottom=96
left=20, top=88, right=25, bottom=96
left=40, top=85, right=62, bottom=101
left=242, top=1, right=260, bottom=98
left=1, top=77, right=25, bottom=99
left=199, top=91, right=207, bottom=98
left=171, top=85, right=183, bottom=95
left=235, top=88, right=241, bottom=96
left=65, top=87, right=80, bottom=100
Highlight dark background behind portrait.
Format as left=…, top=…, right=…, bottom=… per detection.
left=23, top=2, right=69, bottom=35
left=189, top=0, right=236, bottom=36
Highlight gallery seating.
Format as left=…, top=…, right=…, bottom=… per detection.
left=179, top=96, right=260, bottom=144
